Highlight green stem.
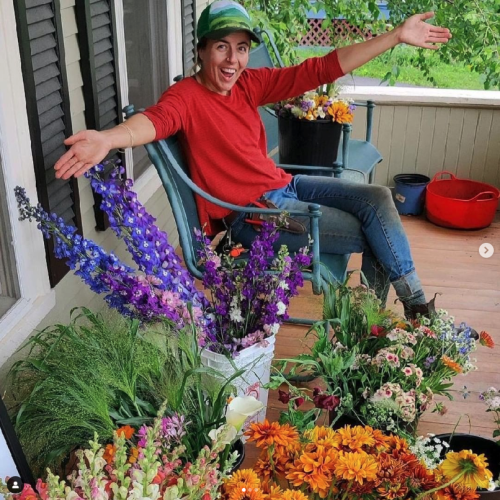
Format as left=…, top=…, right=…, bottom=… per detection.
left=414, top=471, right=466, bottom=500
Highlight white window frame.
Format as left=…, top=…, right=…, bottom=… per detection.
left=0, top=1, right=55, bottom=366
left=114, top=0, right=184, bottom=205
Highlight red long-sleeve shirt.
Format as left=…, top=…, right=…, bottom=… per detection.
left=142, top=50, right=344, bottom=235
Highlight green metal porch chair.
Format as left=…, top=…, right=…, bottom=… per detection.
left=122, top=104, right=350, bottom=320
left=248, top=27, right=383, bottom=184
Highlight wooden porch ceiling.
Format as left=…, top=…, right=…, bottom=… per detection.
left=244, top=211, right=500, bottom=464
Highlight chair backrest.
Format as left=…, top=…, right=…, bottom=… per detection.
left=142, top=133, right=205, bottom=280
left=248, top=29, right=283, bottom=158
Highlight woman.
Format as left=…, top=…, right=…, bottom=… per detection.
left=54, top=1, right=452, bottom=319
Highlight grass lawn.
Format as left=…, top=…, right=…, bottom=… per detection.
left=296, top=45, right=487, bottom=90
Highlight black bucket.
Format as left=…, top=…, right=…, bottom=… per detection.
left=393, top=173, right=430, bottom=215
left=278, top=116, right=342, bottom=167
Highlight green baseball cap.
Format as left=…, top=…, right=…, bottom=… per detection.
left=197, top=1, right=260, bottom=45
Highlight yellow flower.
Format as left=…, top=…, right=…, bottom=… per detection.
left=327, top=101, right=353, bottom=124
left=280, top=490, right=310, bottom=500
left=224, top=469, right=261, bottom=497
left=333, top=425, right=376, bottom=452
left=439, top=450, right=493, bottom=490
left=334, top=450, right=379, bottom=485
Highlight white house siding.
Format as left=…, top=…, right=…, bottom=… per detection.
left=196, top=0, right=210, bottom=15
left=0, top=0, right=179, bottom=375
left=346, top=93, right=500, bottom=189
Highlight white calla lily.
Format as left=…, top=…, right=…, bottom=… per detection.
left=226, top=396, right=264, bottom=431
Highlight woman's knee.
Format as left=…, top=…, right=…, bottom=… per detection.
left=366, top=185, right=396, bottom=211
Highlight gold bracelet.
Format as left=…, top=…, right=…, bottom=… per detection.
left=118, top=123, right=134, bottom=148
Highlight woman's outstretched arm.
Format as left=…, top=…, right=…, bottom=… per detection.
left=336, top=12, right=451, bottom=75
left=54, top=113, right=156, bottom=180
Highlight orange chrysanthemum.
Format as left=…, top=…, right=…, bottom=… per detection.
left=334, top=450, right=379, bottom=485
left=116, top=425, right=135, bottom=440
left=304, top=426, right=338, bottom=451
left=265, top=485, right=283, bottom=499
left=245, top=420, right=299, bottom=450
left=224, top=469, right=261, bottom=494
left=228, top=488, right=265, bottom=500
left=385, top=435, right=411, bottom=454
left=442, top=355, right=463, bottom=373
left=408, top=463, right=438, bottom=491
left=333, top=425, right=376, bottom=452
left=286, top=447, right=336, bottom=494
left=479, top=331, right=495, bottom=348
left=280, top=490, right=310, bottom=500
left=103, top=444, right=116, bottom=464
left=434, top=484, right=480, bottom=500
left=327, top=101, right=354, bottom=124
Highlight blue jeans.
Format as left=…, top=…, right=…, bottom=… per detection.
left=229, top=175, right=424, bottom=305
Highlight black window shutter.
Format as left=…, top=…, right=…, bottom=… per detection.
left=14, top=0, right=83, bottom=288
left=181, top=0, right=197, bottom=76
left=75, top=0, right=123, bottom=231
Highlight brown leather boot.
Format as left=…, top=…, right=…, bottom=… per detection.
left=402, top=293, right=439, bottom=320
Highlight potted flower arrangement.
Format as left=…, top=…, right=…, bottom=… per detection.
left=274, top=84, right=354, bottom=168
left=220, top=420, right=493, bottom=499
left=0, top=402, right=263, bottom=500
left=269, top=274, right=494, bottom=439
left=195, top=218, right=311, bottom=422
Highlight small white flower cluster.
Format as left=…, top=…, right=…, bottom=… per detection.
left=410, top=433, right=450, bottom=469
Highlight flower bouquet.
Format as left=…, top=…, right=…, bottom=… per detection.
left=274, top=84, right=354, bottom=124
left=274, top=84, right=354, bottom=168
left=195, top=219, right=311, bottom=421
left=221, top=420, right=492, bottom=499
left=270, top=276, right=494, bottom=438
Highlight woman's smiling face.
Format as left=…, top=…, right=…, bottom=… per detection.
left=197, top=31, right=251, bottom=95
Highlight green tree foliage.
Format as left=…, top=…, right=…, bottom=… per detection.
left=240, top=0, right=500, bottom=89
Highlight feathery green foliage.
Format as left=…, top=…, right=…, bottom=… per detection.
left=6, top=307, right=238, bottom=476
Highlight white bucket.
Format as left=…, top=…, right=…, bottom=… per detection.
left=200, top=334, right=276, bottom=423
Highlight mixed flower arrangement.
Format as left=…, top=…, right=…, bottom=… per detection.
left=270, top=277, right=494, bottom=438
left=0, top=398, right=262, bottom=500
left=274, top=84, right=354, bottom=123
left=15, top=162, right=309, bottom=355
left=220, top=421, right=492, bottom=500
left=195, top=218, right=311, bottom=356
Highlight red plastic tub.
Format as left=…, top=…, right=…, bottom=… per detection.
left=426, top=171, right=500, bottom=229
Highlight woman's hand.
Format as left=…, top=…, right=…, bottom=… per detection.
left=396, top=12, right=452, bottom=49
left=54, top=130, right=111, bottom=180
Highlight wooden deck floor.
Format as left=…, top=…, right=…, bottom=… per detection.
left=243, top=212, right=500, bottom=466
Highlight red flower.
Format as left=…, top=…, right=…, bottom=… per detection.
left=278, top=389, right=291, bottom=404
left=294, top=397, right=305, bottom=408
left=371, top=325, right=385, bottom=337
left=312, top=390, right=340, bottom=411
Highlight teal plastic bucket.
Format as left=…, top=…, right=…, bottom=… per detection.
left=393, top=174, right=430, bottom=215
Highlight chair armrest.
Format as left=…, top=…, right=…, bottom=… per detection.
left=277, top=163, right=332, bottom=172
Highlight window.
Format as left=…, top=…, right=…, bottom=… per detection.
left=0, top=0, right=55, bottom=362
left=123, top=0, right=170, bottom=179
left=0, top=160, right=20, bottom=320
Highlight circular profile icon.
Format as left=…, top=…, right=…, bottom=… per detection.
left=7, top=476, right=24, bottom=494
